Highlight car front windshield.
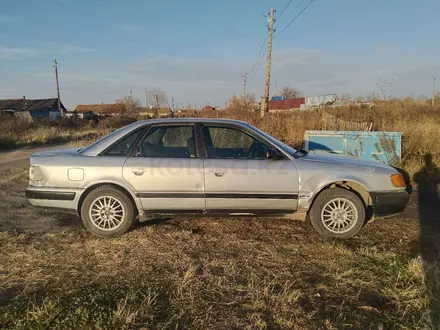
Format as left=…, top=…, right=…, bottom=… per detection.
left=249, top=124, right=297, bottom=156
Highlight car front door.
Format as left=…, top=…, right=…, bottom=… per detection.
left=201, top=124, right=299, bottom=213
left=122, top=124, right=205, bottom=212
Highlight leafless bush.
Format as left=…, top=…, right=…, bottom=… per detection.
left=274, top=85, right=303, bottom=99
left=227, top=93, right=257, bottom=112
left=115, top=96, right=141, bottom=118
left=97, top=116, right=137, bottom=130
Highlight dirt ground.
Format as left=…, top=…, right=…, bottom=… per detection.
left=0, top=146, right=438, bottom=329
left=0, top=145, right=81, bottom=233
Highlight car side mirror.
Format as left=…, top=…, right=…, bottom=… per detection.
left=266, top=148, right=282, bottom=160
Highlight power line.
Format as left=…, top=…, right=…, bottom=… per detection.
left=274, top=0, right=315, bottom=39
left=286, top=0, right=308, bottom=19
left=248, top=31, right=268, bottom=82
left=248, top=41, right=267, bottom=82
left=248, top=44, right=267, bottom=85
left=256, top=33, right=268, bottom=60
left=277, top=0, right=293, bottom=20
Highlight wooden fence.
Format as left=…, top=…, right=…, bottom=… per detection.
left=321, top=112, right=373, bottom=131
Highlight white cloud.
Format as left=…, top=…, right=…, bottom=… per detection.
left=0, top=42, right=94, bottom=61
left=1, top=48, right=439, bottom=109
left=0, top=47, right=47, bottom=60
left=46, top=42, right=95, bottom=53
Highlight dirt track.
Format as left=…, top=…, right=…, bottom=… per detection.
left=0, top=144, right=81, bottom=233
left=0, top=144, right=67, bottom=169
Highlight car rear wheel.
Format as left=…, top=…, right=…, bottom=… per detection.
left=309, top=188, right=365, bottom=239
left=81, top=185, right=135, bottom=236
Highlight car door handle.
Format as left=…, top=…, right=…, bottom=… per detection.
left=132, top=168, right=145, bottom=176
left=213, top=170, right=226, bottom=177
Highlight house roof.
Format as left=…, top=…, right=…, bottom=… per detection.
left=74, top=104, right=125, bottom=114
left=0, top=98, right=65, bottom=111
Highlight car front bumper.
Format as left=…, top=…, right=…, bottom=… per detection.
left=370, top=190, right=410, bottom=216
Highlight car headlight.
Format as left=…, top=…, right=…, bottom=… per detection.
left=29, top=166, right=47, bottom=187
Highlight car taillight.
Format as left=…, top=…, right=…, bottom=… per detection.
left=29, top=166, right=46, bottom=187
left=391, top=174, right=406, bottom=188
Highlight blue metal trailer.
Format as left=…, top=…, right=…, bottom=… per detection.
left=304, top=130, right=403, bottom=165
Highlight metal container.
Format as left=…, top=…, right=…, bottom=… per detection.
left=305, top=94, right=337, bottom=108
left=304, top=130, right=403, bottom=165
left=269, top=97, right=306, bottom=110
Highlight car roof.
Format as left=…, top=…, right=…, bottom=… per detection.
left=80, top=117, right=252, bottom=156
left=132, top=117, right=250, bottom=127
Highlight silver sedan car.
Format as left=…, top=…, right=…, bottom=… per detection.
left=26, top=118, right=409, bottom=239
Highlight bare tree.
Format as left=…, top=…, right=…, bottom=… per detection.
left=227, top=93, right=257, bottom=112
left=340, top=93, right=352, bottom=102
left=146, top=88, right=169, bottom=117
left=376, top=77, right=394, bottom=100
left=365, top=92, right=378, bottom=102
left=115, top=96, right=141, bottom=117
left=148, top=88, right=169, bottom=109
left=276, top=85, right=303, bottom=99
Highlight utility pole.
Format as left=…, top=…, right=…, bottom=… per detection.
left=130, top=89, right=133, bottom=99
left=432, top=77, right=436, bottom=107
left=145, top=89, right=149, bottom=108
left=242, top=72, right=247, bottom=95
left=154, top=94, right=159, bottom=117
left=53, top=59, right=62, bottom=117
left=261, top=8, right=275, bottom=118
left=170, top=96, right=175, bottom=118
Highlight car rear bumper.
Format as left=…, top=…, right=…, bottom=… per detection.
left=26, top=187, right=81, bottom=210
left=371, top=190, right=409, bottom=216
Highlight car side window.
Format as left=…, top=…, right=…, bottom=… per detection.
left=138, top=126, right=196, bottom=158
left=203, top=126, right=269, bottom=159
left=104, top=130, right=142, bottom=156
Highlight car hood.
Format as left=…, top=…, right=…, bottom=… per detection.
left=301, top=152, right=392, bottom=170
left=32, top=147, right=82, bottom=157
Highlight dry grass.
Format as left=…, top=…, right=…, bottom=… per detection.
left=0, top=117, right=131, bottom=150
left=0, top=213, right=430, bottom=329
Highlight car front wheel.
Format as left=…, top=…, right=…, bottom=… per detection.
left=81, top=185, right=135, bottom=236
left=309, top=187, right=365, bottom=239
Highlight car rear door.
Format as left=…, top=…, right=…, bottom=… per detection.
left=122, top=124, right=205, bottom=212
left=201, top=124, right=299, bottom=213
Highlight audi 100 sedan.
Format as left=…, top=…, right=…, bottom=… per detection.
left=26, top=118, right=409, bottom=239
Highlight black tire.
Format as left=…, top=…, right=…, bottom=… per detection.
left=309, top=187, right=365, bottom=239
left=80, top=185, right=135, bottom=237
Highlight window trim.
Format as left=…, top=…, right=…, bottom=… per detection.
left=131, top=123, right=200, bottom=159
left=99, top=126, right=149, bottom=157
left=199, top=123, right=288, bottom=160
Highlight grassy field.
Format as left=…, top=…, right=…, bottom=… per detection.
left=0, top=164, right=431, bottom=329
